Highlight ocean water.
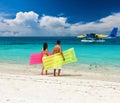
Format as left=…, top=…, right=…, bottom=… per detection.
left=0, top=37, right=120, bottom=74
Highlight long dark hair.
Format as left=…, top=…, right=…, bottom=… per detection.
left=43, top=42, right=48, bottom=51
left=57, top=40, right=60, bottom=45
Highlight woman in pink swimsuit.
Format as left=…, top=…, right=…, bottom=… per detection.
left=41, top=42, right=49, bottom=75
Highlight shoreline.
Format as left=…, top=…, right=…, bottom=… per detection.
left=0, top=63, right=120, bottom=82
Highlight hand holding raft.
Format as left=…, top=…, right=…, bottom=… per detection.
left=43, top=48, right=77, bottom=70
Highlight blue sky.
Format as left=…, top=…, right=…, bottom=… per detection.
left=0, top=0, right=120, bottom=36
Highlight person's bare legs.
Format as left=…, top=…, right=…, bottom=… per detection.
left=58, top=69, right=61, bottom=76
left=41, top=65, right=44, bottom=75
left=54, top=69, right=56, bottom=76
left=45, top=70, right=48, bottom=75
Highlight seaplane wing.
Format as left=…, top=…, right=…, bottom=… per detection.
left=77, top=34, right=87, bottom=38
left=95, top=34, right=107, bottom=38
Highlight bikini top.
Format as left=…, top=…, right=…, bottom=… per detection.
left=42, top=49, right=48, bottom=56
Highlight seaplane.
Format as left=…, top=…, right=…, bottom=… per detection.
left=77, top=27, right=118, bottom=42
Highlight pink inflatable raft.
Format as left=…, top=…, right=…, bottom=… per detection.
left=29, top=52, right=52, bottom=65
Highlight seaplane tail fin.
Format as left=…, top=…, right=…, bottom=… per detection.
left=109, top=27, right=118, bottom=37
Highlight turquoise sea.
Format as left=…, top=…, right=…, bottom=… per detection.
left=0, top=37, right=120, bottom=74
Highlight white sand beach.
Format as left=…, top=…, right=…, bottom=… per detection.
left=0, top=63, right=120, bottom=103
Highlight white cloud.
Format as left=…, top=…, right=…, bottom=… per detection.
left=39, top=15, right=71, bottom=36
left=0, top=12, right=12, bottom=18
left=0, top=11, right=40, bottom=36
left=40, top=15, right=67, bottom=27
left=0, top=11, right=120, bottom=36
left=4, top=11, right=39, bottom=26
